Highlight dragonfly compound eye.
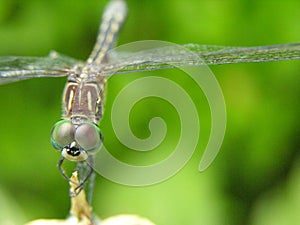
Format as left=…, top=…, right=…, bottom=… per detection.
left=75, top=122, right=102, bottom=154
left=50, top=120, right=75, bottom=150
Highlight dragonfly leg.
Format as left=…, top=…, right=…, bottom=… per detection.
left=58, top=156, right=95, bottom=201
left=57, top=156, right=77, bottom=185
left=73, top=157, right=95, bottom=201
left=87, top=156, right=96, bottom=204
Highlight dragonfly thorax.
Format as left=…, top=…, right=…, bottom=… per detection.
left=62, top=76, right=106, bottom=124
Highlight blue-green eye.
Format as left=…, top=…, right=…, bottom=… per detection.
left=50, top=120, right=75, bottom=150
left=75, top=122, right=102, bottom=153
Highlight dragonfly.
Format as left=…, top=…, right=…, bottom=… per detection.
left=1, top=0, right=300, bottom=193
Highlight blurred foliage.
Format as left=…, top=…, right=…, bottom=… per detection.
left=0, top=0, right=299, bottom=225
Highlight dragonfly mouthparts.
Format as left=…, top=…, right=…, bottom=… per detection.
left=62, top=141, right=88, bottom=162
left=66, top=145, right=80, bottom=157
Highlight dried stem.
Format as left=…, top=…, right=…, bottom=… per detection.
left=25, top=171, right=155, bottom=225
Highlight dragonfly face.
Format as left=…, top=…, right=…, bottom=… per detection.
left=50, top=119, right=103, bottom=162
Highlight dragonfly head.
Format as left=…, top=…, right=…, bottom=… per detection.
left=50, top=119, right=103, bottom=162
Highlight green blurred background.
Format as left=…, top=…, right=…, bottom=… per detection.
left=0, top=0, right=299, bottom=224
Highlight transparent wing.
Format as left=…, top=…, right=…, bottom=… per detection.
left=0, top=52, right=82, bottom=84
left=98, top=42, right=300, bottom=75
left=2, top=43, right=299, bottom=83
